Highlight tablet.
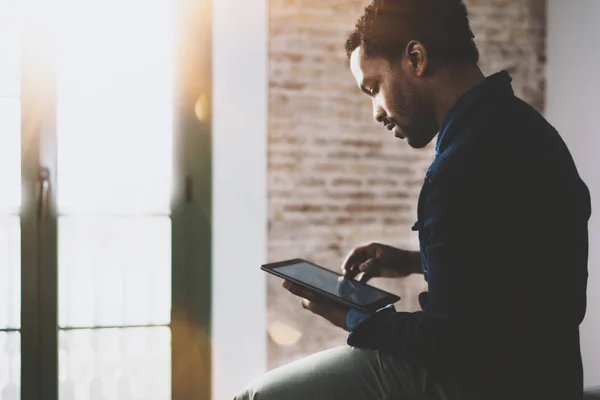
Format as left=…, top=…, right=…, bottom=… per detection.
left=262, top=258, right=400, bottom=312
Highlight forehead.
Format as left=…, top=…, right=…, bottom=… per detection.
left=349, top=47, right=389, bottom=83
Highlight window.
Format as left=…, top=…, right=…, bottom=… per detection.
left=3, top=0, right=212, bottom=398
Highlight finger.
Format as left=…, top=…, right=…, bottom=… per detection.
left=302, top=299, right=329, bottom=318
left=357, top=258, right=381, bottom=283
left=302, top=300, right=348, bottom=331
left=282, top=281, right=320, bottom=303
left=301, top=298, right=317, bottom=312
left=341, top=247, right=367, bottom=275
left=344, top=263, right=360, bottom=279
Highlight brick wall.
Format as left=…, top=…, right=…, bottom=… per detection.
left=267, top=0, right=546, bottom=369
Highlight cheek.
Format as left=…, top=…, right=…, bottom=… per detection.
left=377, top=93, right=402, bottom=119
left=385, top=85, right=412, bottom=116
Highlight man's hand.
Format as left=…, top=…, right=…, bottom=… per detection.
left=282, top=280, right=349, bottom=331
left=341, top=242, right=422, bottom=283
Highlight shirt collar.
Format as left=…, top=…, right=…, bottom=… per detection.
left=435, top=70, right=515, bottom=154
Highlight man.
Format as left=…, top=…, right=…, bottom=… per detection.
left=236, top=0, right=591, bottom=399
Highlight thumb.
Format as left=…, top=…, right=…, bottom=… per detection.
left=302, top=298, right=324, bottom=315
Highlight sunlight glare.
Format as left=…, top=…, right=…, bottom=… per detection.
left=268, top=321, right=302, bottom=346
left=52, top=0, right=174, bottom=215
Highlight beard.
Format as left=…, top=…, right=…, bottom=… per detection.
left=391, top=76, right=437, bottom=149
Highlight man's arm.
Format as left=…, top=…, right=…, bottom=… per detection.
left=405, top=250, right=423, bottom=275
left=344, top=250, right=423, bottom=330
left=346, top=155, right=502, bottom=370
left=342, top=243, right=424, bottom=281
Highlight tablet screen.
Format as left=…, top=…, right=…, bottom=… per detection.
left=273, top=261, right=390, bottom=307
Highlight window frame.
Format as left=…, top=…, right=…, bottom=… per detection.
left=17, top=0, right=213, bottom=398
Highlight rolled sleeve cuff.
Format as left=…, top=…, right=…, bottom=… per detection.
left=346, top=304, right=396, bottom=332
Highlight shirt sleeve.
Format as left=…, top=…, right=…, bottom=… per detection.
left=347, top=152, right=501, bottom=370
left=346, top=304, right=396, bottom=332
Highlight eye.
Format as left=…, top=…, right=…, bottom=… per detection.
left=371, top=84, right=380, bottom=95
left=361, top=83, right=379, bottom=97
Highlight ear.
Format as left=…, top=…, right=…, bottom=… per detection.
left=404, top=40, right=428, bottom=77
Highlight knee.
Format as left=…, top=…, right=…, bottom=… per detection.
left=233, top=384, right=259, bottom=400
left=233, top=390, right=250, bottom=400
left=233, top=388, right=262, bottom=400
left=234, top=377, right=277, bottom=400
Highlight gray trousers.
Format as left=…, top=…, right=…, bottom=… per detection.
left=234, top=346, right=468, bottom=400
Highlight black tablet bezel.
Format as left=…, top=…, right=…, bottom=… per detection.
left=261, top=258, right=400, bottom=312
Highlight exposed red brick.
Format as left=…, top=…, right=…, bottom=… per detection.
left=331, top=177, right=363, bottom=187
left=326, top=191, right=375, bottom=200
left=340, top=139, right=383, bottom=150
left=344, top=204, right=411, bottom=213
left=367, top=178, right=398, bottom=187
left=300, top=177, right=327, bottom=187
left=383, top=217, right=415, bottom=226
left=327, top=151, right=361, bottom=160
left=384, top=191, right=411, bottom=199
left=283, top=204, right=323, bottom=213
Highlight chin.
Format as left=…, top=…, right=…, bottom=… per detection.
left=407, top=138, right=429, bottom=149
left=406, top=130, right=437, bottom=149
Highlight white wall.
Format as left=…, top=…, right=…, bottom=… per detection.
left=547, top=0, right=600, bottom=387
left=212, top=0, right=268, bottom=398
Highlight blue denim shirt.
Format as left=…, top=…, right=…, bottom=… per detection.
left=346, top=304, right=394, bottom=332
left=346, top=71, right=591, bottom=399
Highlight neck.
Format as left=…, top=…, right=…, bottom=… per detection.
left=431, top=65, right=486, bottom=128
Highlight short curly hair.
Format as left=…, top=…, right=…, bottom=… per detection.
left=345, top=0, right=479, bottom=65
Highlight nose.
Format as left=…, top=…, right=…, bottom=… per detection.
left=373, top=101, right=387, bottom=124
